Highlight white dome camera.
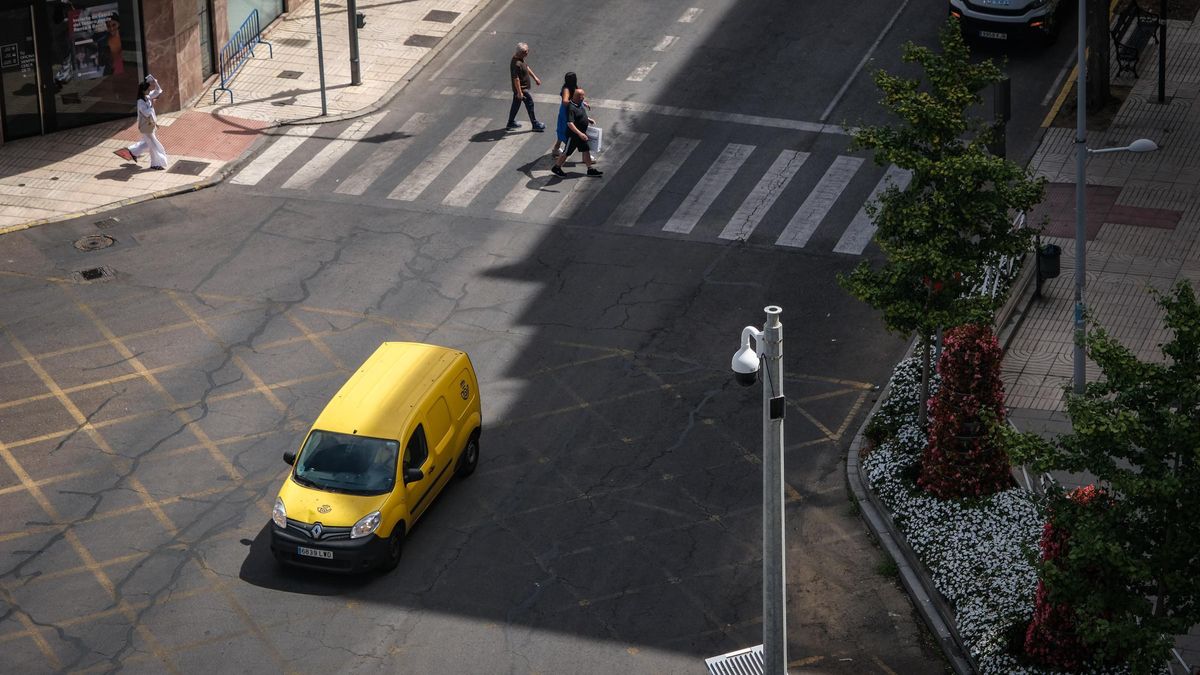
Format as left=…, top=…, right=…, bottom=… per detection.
left=731, top=326, right=762, bottom=387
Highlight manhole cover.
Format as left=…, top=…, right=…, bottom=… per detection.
left=277, top=69, right=303, bottom=79
left=169, top=160, right=209, bottom=176
left=72, top=266, right=115, bottom=283
left=423, top=10, right=459, bottom=22
left=404, top=34, right=441, bottom=48
left=74, top=234, right=115, bottom=251
left=61, top=93, right=82, bottom=105
left=276, top=38, right=311, bottom=47
left=94, top=217, right=120, bottom=228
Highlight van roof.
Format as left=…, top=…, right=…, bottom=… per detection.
left=312, top=342, right=462, bottom=440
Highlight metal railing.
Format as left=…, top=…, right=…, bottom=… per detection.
left=213, top=9, right=273, bottom=103
left=974, top=210, right=1027, bottom=299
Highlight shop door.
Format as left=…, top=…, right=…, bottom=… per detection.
left=0, top=6, right=44, bottom=140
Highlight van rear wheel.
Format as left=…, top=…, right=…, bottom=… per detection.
left=457, top=434, right=479, bottom=477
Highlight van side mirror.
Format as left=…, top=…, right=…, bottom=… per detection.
left=283, top=450, right=296, bottom=465
left=403, top=467, right=424, bottom=484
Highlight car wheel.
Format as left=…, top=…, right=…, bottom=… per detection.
left=456, top=433, right=479, bottom=477
left=379, top=525, right=404, bottom=573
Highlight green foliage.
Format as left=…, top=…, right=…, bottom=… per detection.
left=1013, top=281, right=1200, bottom=673
left=839, top=19, right=1045, bottom=340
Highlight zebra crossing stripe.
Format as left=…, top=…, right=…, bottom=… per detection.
left=229, top=125, right=320, bottom=186
left=719, top=149, right=809, bottom=241
left=282, top=112, right=388, bottom=191
left=833, top=165, right=911, bottom=255
left=549, top=131, right=648, bottom=220
left=775, top=155, right=863, bottom=248
left=388, top=117, right=491, bottom=202
left=608, top=137, right=699, bottom=227
left=336, top=113, right=434, bottom=196
left=496, top=170, right=554, bottom=214
left=443, top=131, right=541, bottom=207
left=663, top=143, right=754, bottom=234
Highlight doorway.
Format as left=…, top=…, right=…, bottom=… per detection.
left=0, top=6, right=44, bottom=140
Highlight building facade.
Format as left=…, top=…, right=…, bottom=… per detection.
left=0, top=0, right=286, bottom=144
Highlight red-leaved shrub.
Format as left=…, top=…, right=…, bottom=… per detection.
left=1023, top=485, right=1106, bottom=670
left=918, top=323, right=1012, bottom=498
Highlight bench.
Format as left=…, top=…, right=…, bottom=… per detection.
left=212, top=9, right=273, bottom=103
left=1111, top=0, right=1159, bottom=78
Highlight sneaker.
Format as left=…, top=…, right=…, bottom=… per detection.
left=532, top=121, right=546, bottom=132
left=587, top=167, right=603, bottom=177
left=506, top=121, right=521, bottom=130
left=113, top=148, right=135, bottom=162
left=550, top=166, right=566, bottom=177
left=150, top=165, right=166, bottom=171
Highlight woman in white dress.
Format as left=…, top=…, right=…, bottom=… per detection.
left=115, top=75, right=169, bottom=169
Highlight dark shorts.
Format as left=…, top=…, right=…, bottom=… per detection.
left=566, top=135, right=591, bottom=156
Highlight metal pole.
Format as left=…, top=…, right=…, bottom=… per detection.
left=1158, top=0, right=1166, bottom=103
left=1074, top=0, right=1088, bottom=394
left=347, top=0, right=362, bottom=86
left=762, top=305, right=786, bottom=675
left=314, top=0, right=328, bottom=116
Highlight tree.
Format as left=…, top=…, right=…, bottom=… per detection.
left=1087, top=0, right=1113, bottom=109
left=1008, top=281, right=1200, bottom=673
left=839, top=19, right=1046, bottom=424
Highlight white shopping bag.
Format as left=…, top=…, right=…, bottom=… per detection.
left=586, top=126, right=603, bottom=154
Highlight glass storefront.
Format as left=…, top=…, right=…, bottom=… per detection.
left=0, top=0, right=144, bottom=141
left=226, top=0, right=282, bottom=37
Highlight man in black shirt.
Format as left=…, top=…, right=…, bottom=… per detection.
left=508, top=42, right=545, bottom=132
left=551, top=89, right=602, bottom=177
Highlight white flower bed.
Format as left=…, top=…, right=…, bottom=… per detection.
left=862, top=357, right=1053, bottom=674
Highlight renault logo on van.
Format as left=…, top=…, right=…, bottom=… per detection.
left=312, top=523, right=323, bottom=539
left=460, top=380, right=470, bottom=400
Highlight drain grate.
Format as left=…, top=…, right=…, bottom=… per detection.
left=72, top=266, right=114, bottom=283
left=169, top=160, right=209, bottom=176
left=94, top=217, right=120, bottom=228
left=74, top=234, right=115, bottom=251
left=404, top=34, right=441, bottom=48
left=61, top=93, right=82, bottom=105
left=423, top=10, right=459, bottom=22
left=277, top=69, right=303, bottom=79
left=276, top=38, right=311, bottom=47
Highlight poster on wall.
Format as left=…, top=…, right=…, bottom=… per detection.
left=70, top=3, right=123, bottom=80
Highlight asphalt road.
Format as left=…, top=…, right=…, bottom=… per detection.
left=0, top=0, right=1072, bottom=672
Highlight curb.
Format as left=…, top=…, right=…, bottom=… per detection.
left=845, top=339, right=976, bottom=675
left=0, top=0, right=499, bottom=237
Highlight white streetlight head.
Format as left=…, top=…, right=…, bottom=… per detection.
left=732, top=326, right=762, bottom=387
left=1127, top=138, right=1158, bottom=153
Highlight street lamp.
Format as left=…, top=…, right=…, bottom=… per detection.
left=730, top=306, right=787, bottom=674
left=1073, top=0, right=1159, bottom=394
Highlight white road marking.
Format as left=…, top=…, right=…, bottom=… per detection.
left=719, top=150, right=809, bottom=241
left=1041, top=55, right=1075, bottom=106
left=626, top=62, right=658, bottom=82
left=775, top=155, right=864, bottom=248
left=443, top=131, right=539, bottom=207
left=819, top=0, right=913, bottom=122
left=608, top=137, right=699, bottom=227
left=663, top=143, right=755, bottom=234
left=229, top=125, right=320, bottom=186
left=336, top=112, right=434, bottom=196
left=550, top=131, right=648, bottom=220
left=833, top=165, right=911, bottom=255
left=387, top=117, right=490, bottom=202
left=281, top=112, right=387, bottom=190
left=678, top=7, right=702, bottom=22
left=438, top=86, right=847, bottom=136
left=496, top=169, right=555, bottom=214
left=428, top=0, right=519, bottom=81
left=653, top=36, right=679, bottom=52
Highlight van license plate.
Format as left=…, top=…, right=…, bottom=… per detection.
left=297, top=546, right=333, bottom=559
left=979, top=30, right=1007, bottom=40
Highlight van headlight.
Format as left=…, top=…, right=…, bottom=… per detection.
left=272, top=497, right=287, bottom=529
left=351, top=511, right=381, bottom=539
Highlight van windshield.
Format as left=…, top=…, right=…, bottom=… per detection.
left=293, top=430, right=398, bottom=496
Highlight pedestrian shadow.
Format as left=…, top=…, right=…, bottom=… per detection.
left=470, top=128, right=511, bottom=144
left=94, top=163, right=144, bottom=182
left=514, top=155, right=565, bottom=192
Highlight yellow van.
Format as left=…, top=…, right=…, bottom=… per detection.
left=270, top=342, right=481, bottom=573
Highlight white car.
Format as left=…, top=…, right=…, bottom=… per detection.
left=949, top=0, right=1065, bottom=44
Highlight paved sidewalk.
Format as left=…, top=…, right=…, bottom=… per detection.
left=1002, top=17, right=1200, bottom=671
left=0, top=0, right=486, bottom=235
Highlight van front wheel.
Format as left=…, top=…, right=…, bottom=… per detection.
left=457, top=434, right=479, bottom=477
left=379, top=526, right=404, bottom=573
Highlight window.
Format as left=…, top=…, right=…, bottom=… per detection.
left=426, top=398, right=451, bottom=449
left=403, top=425, right=428, bottom=472
left=293, top=430, right=398, bottom=495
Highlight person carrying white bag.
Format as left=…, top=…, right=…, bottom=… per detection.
left=114, top=74, right=169, bottom=170
left=551, top=88, right=602, bottom=178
